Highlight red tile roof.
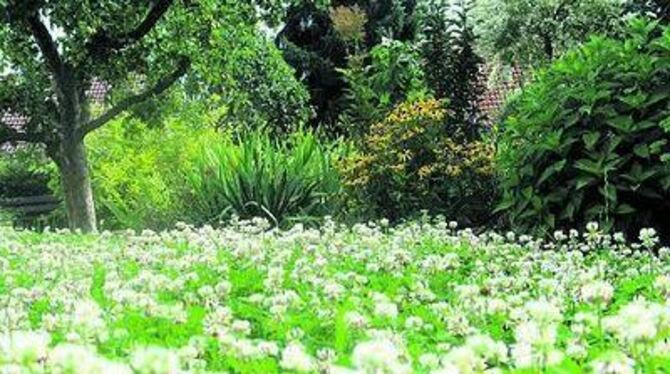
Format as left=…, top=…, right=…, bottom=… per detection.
left=1, top=79, right=109, bottom=130
left=478, top=65, right=523, bottom=123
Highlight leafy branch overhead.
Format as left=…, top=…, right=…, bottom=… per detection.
left=0, top=0, right=197, bottom=145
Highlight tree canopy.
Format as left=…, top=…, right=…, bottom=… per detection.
left=0, top=0, right=295, bottom=231
left=471, top=0, right=630, bottom=68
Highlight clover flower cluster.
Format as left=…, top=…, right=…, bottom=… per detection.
left=0, top=218, right=668, bottom=373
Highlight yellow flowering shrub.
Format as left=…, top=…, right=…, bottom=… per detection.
left=339, top=99, right=497, bottom=223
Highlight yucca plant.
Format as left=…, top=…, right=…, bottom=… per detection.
left=184, top=130, right=342, bottom=226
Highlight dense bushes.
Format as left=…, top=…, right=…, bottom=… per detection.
left=207, top=24, right=312, bottom=133
left=184, top=130, right=342, bottom=226
left=498, top=21, right=670, bottom=238
left=82, top=109, right=343, bottom=230
left=340, top=99, right=496, bottom=223
left=83, top=113, right=220, bottom=230
left=0, top=145, right=52, bottom=198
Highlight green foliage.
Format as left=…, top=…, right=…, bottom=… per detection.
left=204, top=23, right=312, bottom=133
left=497, top=20, right=670, bottom=238
left=339, top=99, right=497, bottom=223
left=0, top=146, right=59, bottom=228
left=338, top=40, right=428, bottom=137
left=0, top=0, right=286, bottom=231
left=418, top=0, right=485, bottom=132
left=184, top=129, right=343, bottom=226
left=277, top=0, right=419, bottom=129
left=471, top=0, right=629, bottom=68
left=83, top=108, right=222, bottom=230
left=0, top=145, right=52, bottom=198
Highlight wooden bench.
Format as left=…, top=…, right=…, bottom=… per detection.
left=0, top=194, right=61, bottom=227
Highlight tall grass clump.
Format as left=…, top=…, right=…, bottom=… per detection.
left=184, top=130, right=342, bottom=226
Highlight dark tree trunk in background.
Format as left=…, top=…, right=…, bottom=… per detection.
left=55, top=137, right=97, bottom=233
left=542, top=34, right=554, bottom=61
left=50, top=67, right=98, bottom=233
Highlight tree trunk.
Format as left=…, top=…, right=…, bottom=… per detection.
left=55, top=138, right=97, bottom=233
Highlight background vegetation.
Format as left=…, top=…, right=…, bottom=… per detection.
left=1, top=0, right=669, bottom=242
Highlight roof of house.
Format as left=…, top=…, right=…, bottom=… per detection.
left=1, top=79, right=109, bottom=128
left=478, top=66, right=523, bottom=123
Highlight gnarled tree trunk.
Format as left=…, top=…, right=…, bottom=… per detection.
left=54, top=137, right=97, bottom=233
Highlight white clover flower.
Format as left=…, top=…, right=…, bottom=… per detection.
left=523, top=300, right=562, bottom=325
left=130, top=346, right=181, bottom=374
left=323, top=281, right=346, bottom=300
left=256, top=341, right=280, bottom=357
left=280, top=343, right=315, bottom=373
left=418, top=353, right=440, bottom=369
left=352, top=338, right=411, bottom=374
left=214, top=281, right=232, bottom=297
left=566, top=340, right=588, bottom=360
left=374, top=301, right=399, bottom=320
left=317, top=347, right=336, bottom=363
left=49, top=343, right=132, bottom=374
left=603, top=299, right=665, bottom=345
left=71, top=299, right=106, bottom=332
left=0, top=330, right=50, bottom=364
left=553, top=230, right=567, bottom=242
left=464, top=334, right=508, bottom=364
left=590, top=351, right=635, bottom=374
left=580, top=280, right=614, bottom=305
left=442, top=346, right=482, bottom=373
left=404, top=316, right=424, bottom=330
left=486, top=298, right=508, bottom=314
left=639, top=228, right=659, bottom=249
left=345, top=311, right=368, bottom=329
left=231, top=319, right=252, bottom=336
left=654, top=275, right=670, bottom=296
left=586, top=222, right=599, bottom=233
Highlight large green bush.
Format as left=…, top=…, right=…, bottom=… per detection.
left=498, top=20, right=670, bottom=238
left=184, top=130, right=343, bottom=226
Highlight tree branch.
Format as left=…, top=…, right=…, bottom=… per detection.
left=78, top=57, right=190, bottom=137
left=86, top=0, right=174, bottom=60
left=26, top=13, right=64, bottom=79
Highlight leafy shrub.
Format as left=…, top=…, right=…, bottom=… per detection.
left=339, top=99, right=497, bottom=223
left=184, top=130, right=342, bottom=226
left=84, top=113, right=221, bottom=230
left=338, top=40, right=429, bottom=137
left=201, top=22, right=312, bottom=133
left=497, top=20, right=670, bottom=238
left=0, top=145, right=53, bottom=198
